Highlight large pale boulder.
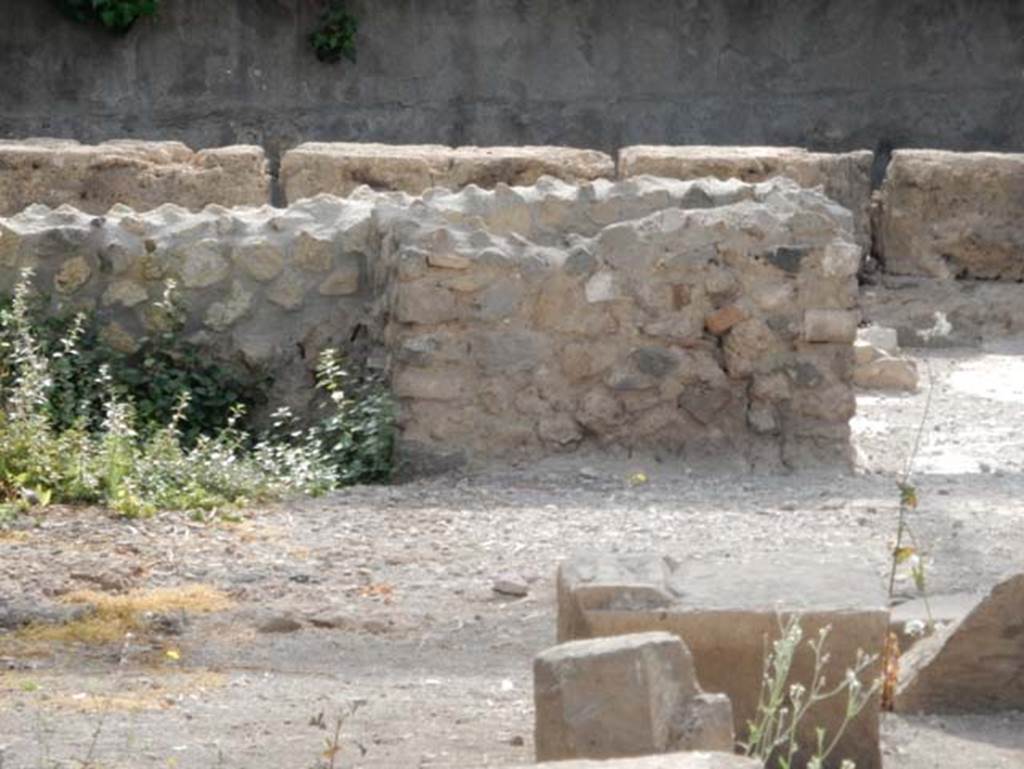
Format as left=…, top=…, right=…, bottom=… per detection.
left=877, top=150, right=1024, bottom=280
left=534, top=632, right=734, bottom=762
left=0, top=139, right=269, bottom=215
left=557, top=552, right=888, bottom=769
left=896, top=573, right=1024, bottom=713
left=618, top=146, right=873, bottom=249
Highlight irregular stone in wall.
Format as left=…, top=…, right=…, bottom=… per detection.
left=618, top=146, right=873, bottom=249
left=877, top=150, right=1024, bottom=280
left=557, top=552, right=888, bottom=769
left=0, top=139, right=269, bottom=215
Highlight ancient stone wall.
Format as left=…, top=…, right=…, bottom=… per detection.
left=4, top=1, right=1023, bottom=158
left=0, top=196, right=378, bottom=414
left=0, top=175, right=861, bottom=471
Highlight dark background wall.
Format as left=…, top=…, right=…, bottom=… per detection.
left=2, top=0, right=1023, bottom=163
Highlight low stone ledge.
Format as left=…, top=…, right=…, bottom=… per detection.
left=280, top=142, right=615, bottom=202
left=0, top=139, right=270, bottom=215
left=876, top=149, right=1024, bottom=280
left=617, top=146, right=873, bottom=250
left=557, top=552, right=888, bottom=769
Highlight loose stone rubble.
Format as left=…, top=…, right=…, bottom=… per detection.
left=852, top=325, right=918, bottom=391
left=896, top=573, right=1024, bottom=713
left=877, top=150, right=1024, bottom=280
left=0, top=139, right=269, bottom=215
left=534, top=632, right=734, bottom=762
left=557, top=552, right=888, bottom=769
left=618, top=146, right=873, bottom=250
left=281, top=143, right=615, bottom=201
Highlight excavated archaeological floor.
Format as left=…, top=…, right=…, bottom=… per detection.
left=1, top=343, right=1023, bottom=768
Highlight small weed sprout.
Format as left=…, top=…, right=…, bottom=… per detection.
left=741, top=615, right=880, bottom=769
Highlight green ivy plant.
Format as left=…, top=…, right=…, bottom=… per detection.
left=310, top=0, right=359, bottom=63
left=56, top=0, right=160, bottom=33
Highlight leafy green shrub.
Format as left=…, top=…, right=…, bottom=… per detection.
left=741, top=615, right=880, bottom=769
left=310, top=0, right=359, bottom=63
left=0, top=284, right=262, bottom=445
left=55, top=0, right=159, bottom=33
left=0, top=272, right=394, bottom=520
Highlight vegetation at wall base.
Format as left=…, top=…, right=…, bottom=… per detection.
left=0, top=272, right=393, bottom=522
left=310, top=0, right=359, bottom=63
left=55, top=0, right=160, bottom=33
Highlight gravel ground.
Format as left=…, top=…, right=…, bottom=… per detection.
left=1, top=345, right=1023, bottom=769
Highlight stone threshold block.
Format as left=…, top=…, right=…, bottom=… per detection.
left=528, top=753, right=761, bottom=768
left=0, top=139, right=269, bottom=215
left=617, top=146, right=873, bottom=250
left=534, top=632, right=734, bottom=762
left=877, top=150, right=1024, bottom=281
left=557, top=552, right=888, bottom=769
left=896, top=573, right=1024, bottom=713
left=280, top=142, right=614, bottom=201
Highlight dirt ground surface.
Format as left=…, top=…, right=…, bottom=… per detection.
left=1, top=344, right=1023, bottom=769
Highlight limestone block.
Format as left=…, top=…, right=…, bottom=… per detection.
left=877, top=150, right=1024, bottom=280
left=534, top=632, right=734, bottom=762
left=557, top=552, right=888, bottom=769
left=449, top=146, right=614, bottom=188
left=0, top=139, right=269, bottom=215
left=281, top=143, right=615, bottom=203
left=281, top=142, right=453, bottom=200
left=517, top=754, right=760, bottom=769
left=803, top=309, right=859, bottom=343
left=618, top=146, right=872, bottom=248
left=896, top=573, right=1024, bottom=713
left=852, top=355, right=918, bottom=392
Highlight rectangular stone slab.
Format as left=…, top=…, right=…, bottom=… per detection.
left=558, top=553, right=889, bottom=769
left=617, top=145, right=872, bottom=250
left=281, top=142, right=614, bottom=202
left=0, top=139, right=269, bottom=215
left=877, top=150, right=1024, bottom=280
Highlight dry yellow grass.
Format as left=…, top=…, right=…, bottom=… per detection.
left=13, top=584, right=232, bottom=646
left=3, top=670, right=227, bottom=713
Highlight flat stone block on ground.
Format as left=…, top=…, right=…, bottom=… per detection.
left=534, top=632, right=733, bottom=762
left=896, top=573, right=1024, bottom=713
left=617, top=145, right=872, bottom=249
left=557, top=552, right=888, bottom=769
